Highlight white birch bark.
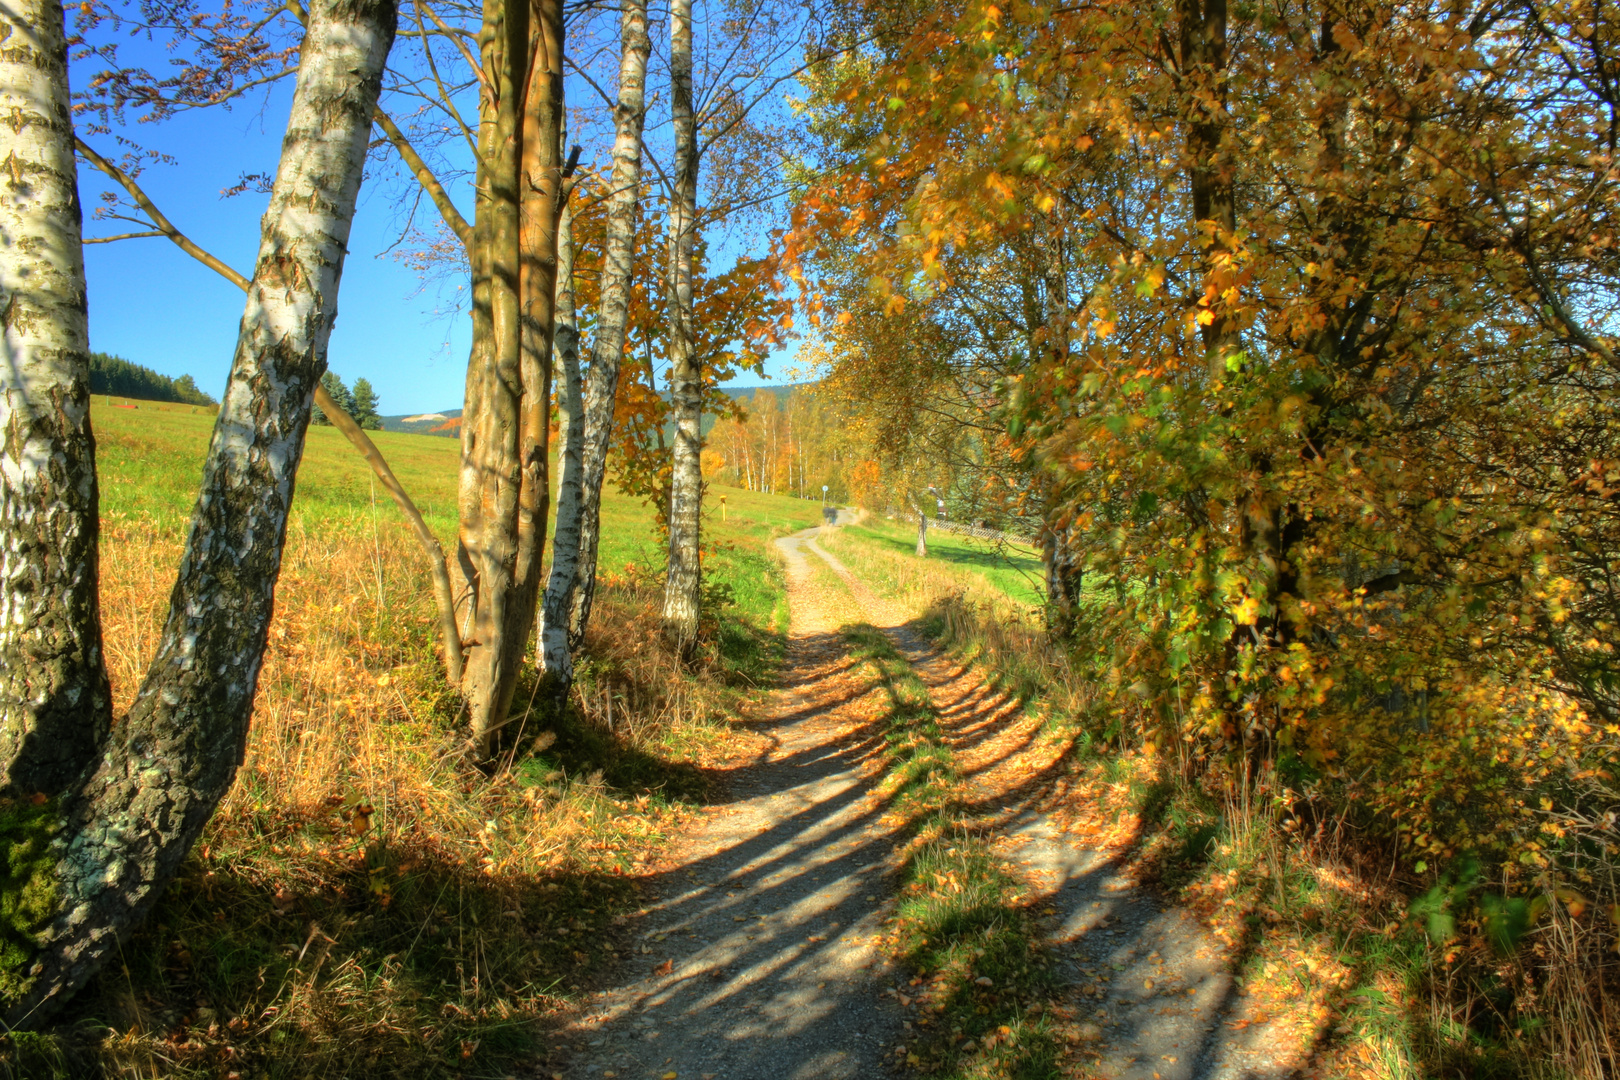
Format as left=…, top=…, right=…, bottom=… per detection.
left=660, top=0, right=703, bottom=653
left=569, top=0, right=650, bottom=650
left=2, top=0, right=396, bottom=1022
left=0, top=0, right=110, bottom=796
left=537, top=201, right=580, bottom=692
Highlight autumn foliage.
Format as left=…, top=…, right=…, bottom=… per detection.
left=792, top=0, right=1620, bottom=1069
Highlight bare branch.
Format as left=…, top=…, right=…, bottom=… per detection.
left=75, top=136, right=251, bottom=291
left=77, top=131, right=466, bottom=682
left=373, top=107, right=474, bottom=249
left=83, top=230, right=166, bottom=243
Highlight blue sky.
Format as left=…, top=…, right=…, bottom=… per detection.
left=74, top=35, right=800, bottom=417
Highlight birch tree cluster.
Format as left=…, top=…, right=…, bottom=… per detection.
left=705, top=386, right=851, bottom=499
left=0, top=0, right=813, bottom=1022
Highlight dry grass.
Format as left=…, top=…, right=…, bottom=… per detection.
left=13, top=496, right=773, bottom=1080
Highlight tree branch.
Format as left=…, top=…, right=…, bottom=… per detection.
left=75, top=136, right=251, bottom=291
left=76, top=133, right=466, bottom=682
left=314, top=384, right=466, bottom=683
left=373, top=107, right=474, bottom=250
left=83, top=230, right=166, bottom=243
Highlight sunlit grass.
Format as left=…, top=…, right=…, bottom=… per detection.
left=13, top=398, right=826, bottom=1079
left=840, top=623, right=1061, bottom=1080
left=818, top=515, right=1044, bottom=615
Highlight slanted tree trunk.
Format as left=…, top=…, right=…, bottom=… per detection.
left=74, top=134, right=465, bottom=688
left=0, top=0, right=110, bottom=798
left=538, top=201, right=581, bottom=696
left=569, top=0, right=650, bottom=650
left=661, top=0, right=702, bottom=655
left=0, top=0, right=395, bottom=1023
left=457, top=0, right=565, bottom=754
left=316, top=385, right=464, bottom=682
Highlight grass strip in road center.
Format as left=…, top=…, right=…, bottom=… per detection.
left=840, top=624, right=1062, bottom=1080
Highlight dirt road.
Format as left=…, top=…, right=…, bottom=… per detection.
left=551, top=522, right=1299, bottom=1080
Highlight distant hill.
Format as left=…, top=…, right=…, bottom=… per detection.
left=706, top=383, right=805, bottom=435
left=375, top=384, right=805, bottom=441
left=722, top=383, right=800, bottom=403
left=379, top=409, right=462, bottom=437
left=90, top=352, right=217, bottom=407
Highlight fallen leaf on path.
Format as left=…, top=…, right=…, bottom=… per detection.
left=974, top=976, right=994, bottom=986
left=654, top=959, right=674, bottom=975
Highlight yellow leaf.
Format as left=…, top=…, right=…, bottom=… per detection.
left=1196, top=308, right=1216, bottom=326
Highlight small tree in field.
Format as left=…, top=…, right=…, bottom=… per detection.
left=351, top=377, right=382, bottom=429
left=312, top=370, right=355, bottom=425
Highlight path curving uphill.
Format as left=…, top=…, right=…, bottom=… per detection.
left=550, top=516, right=1299, bottom=1080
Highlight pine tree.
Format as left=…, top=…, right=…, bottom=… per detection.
left=313, top=370, right=355, bottom=425
left=350, top=377, right=382, bottom=429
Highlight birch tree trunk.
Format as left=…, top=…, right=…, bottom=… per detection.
left=1038, top=231, right=1082, bottom=639
left=661, top=0, right=702, bottom=655
left=537, top=201, right=580, bottom=695
left=0, top=0, right=395, bottom=1022
left=1042, top=518, right=1083, bottom=639
left=0, top=0, right=110, bottom=798
left=569, top=0, right=650, bottom=650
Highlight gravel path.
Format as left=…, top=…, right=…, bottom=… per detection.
left=550, top=518, right=908, bottom=1080
left=551, top=519, right=1302, bottom=1080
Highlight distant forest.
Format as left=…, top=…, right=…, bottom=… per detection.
left=90, top=352, right=217, bottom=407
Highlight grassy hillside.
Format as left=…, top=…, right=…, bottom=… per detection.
left=816, top=512, right=1046, bottom=615
left=32, top=399, right=826, bottom=1080
left=95, top=397, right=821, bottom=603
